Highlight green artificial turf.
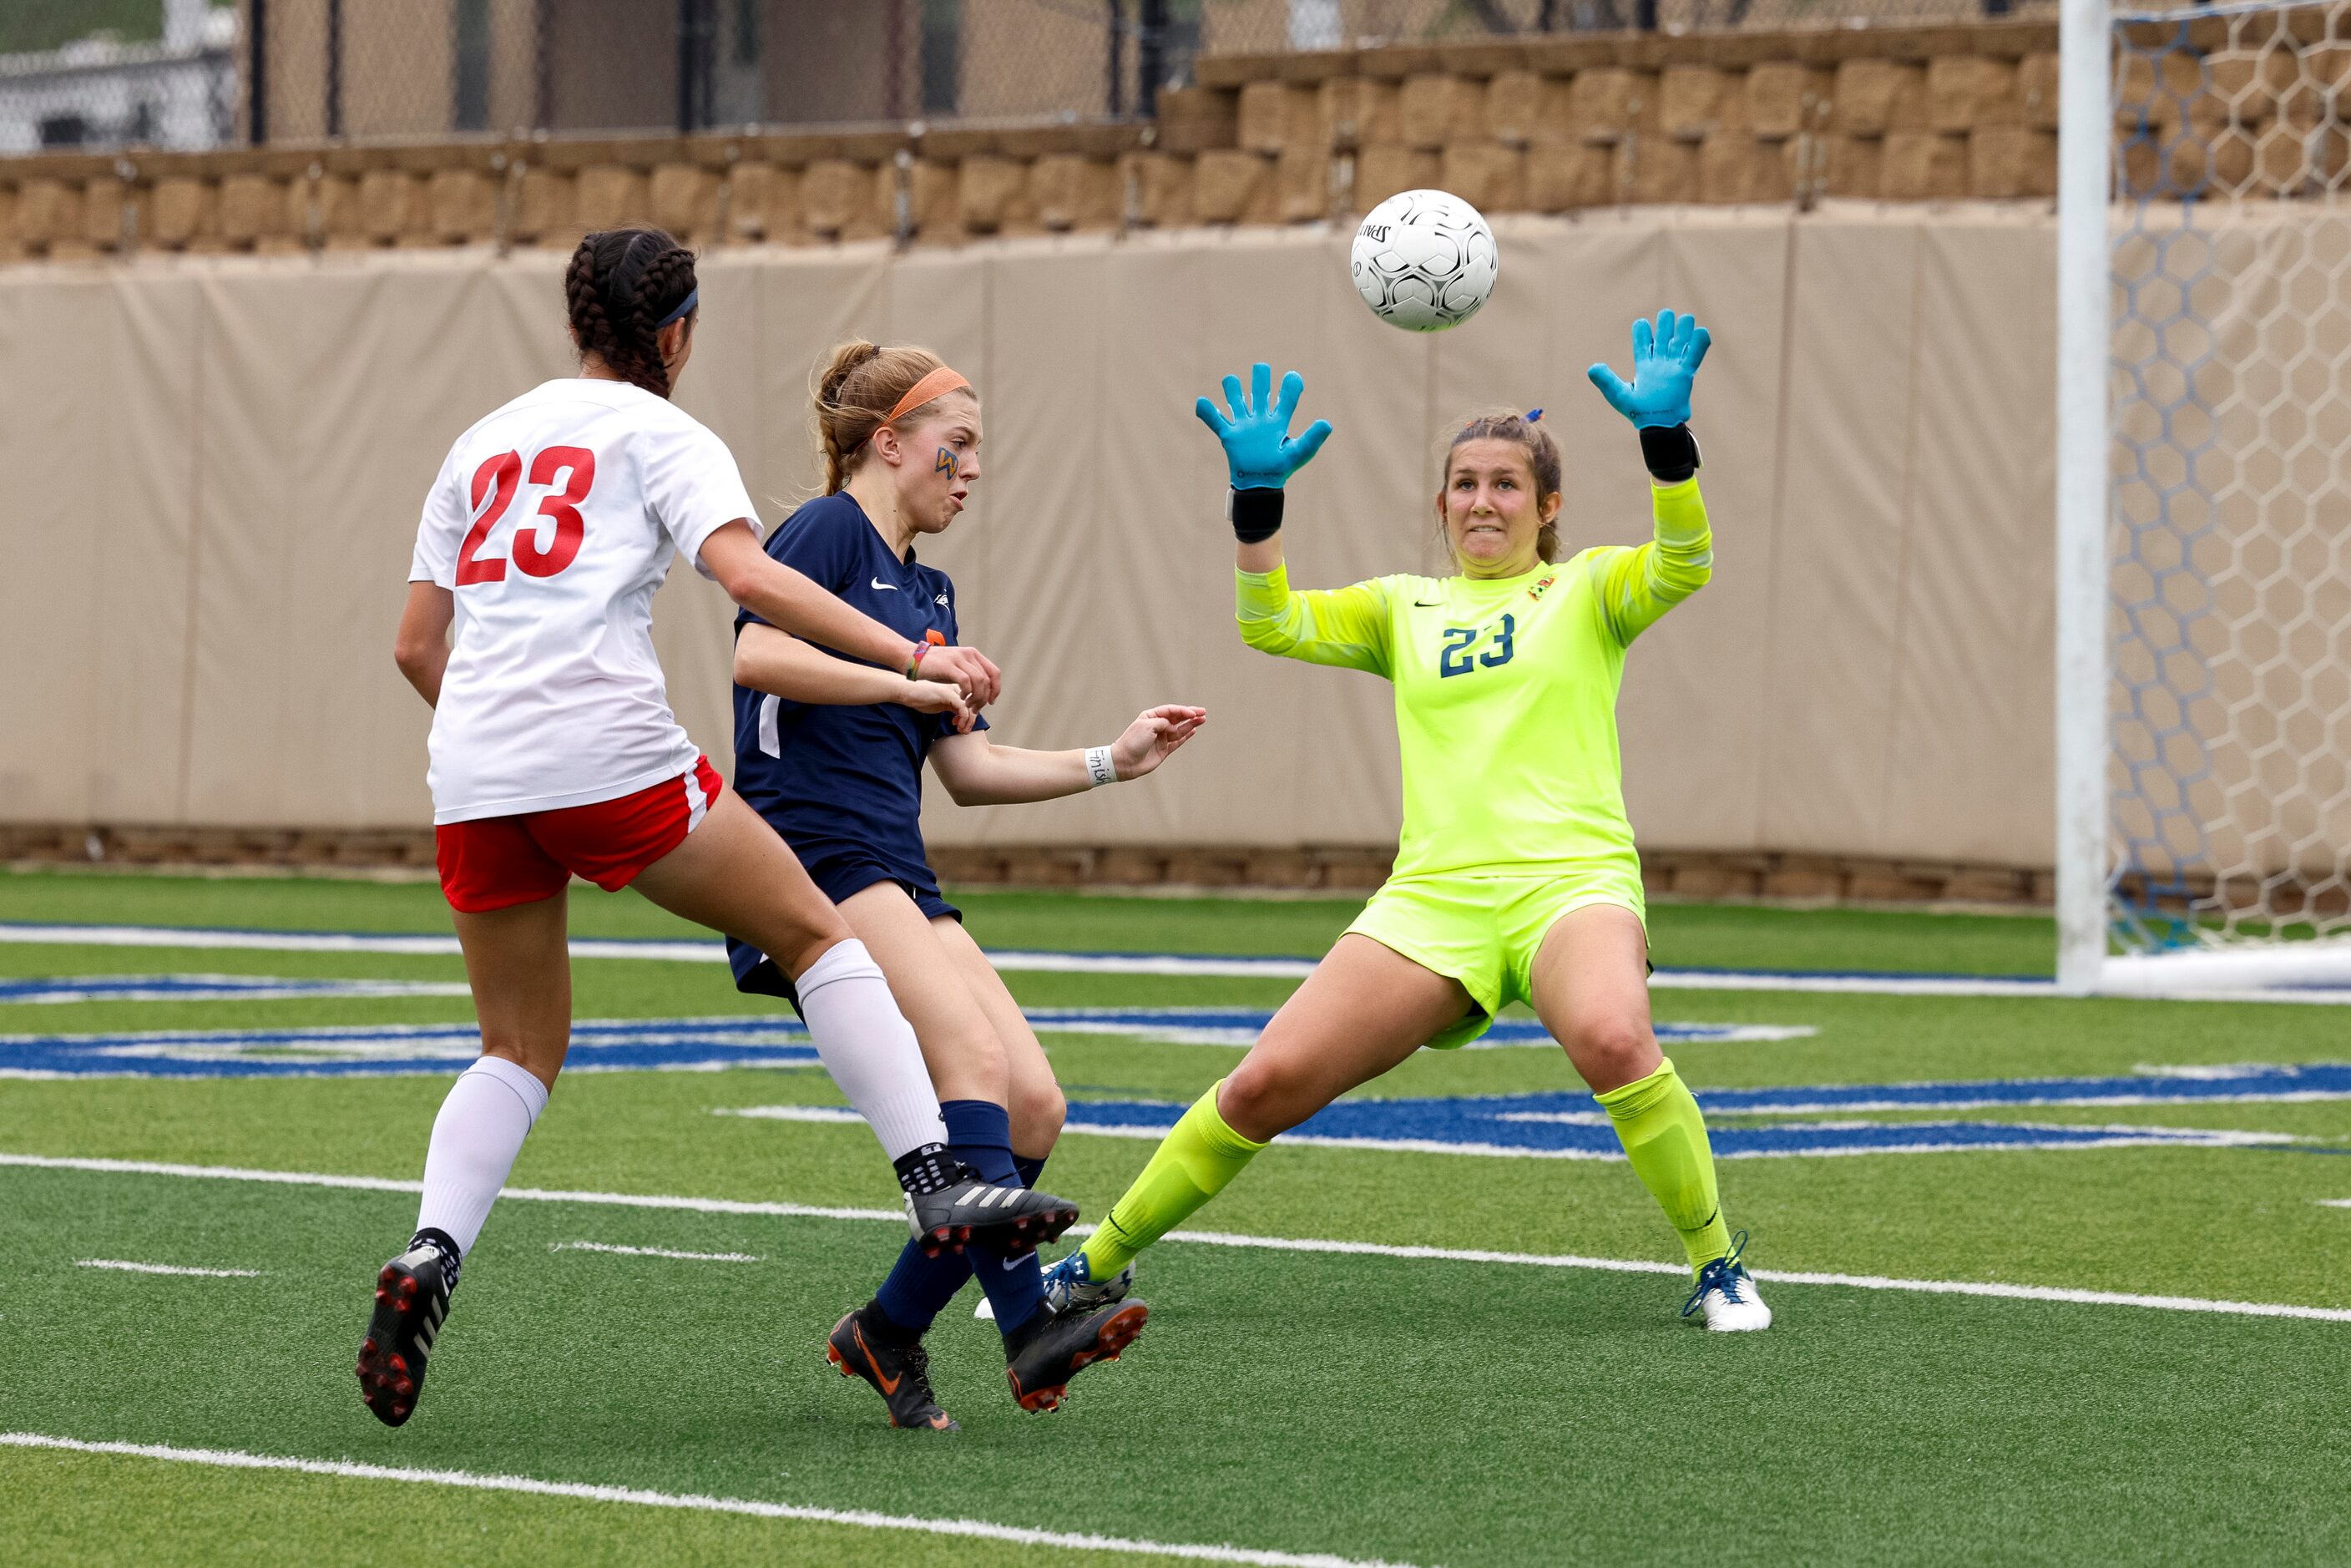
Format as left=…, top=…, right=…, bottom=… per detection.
left=0, top=866, right=2060, bottom=974
left=2, top=870, right=2348, bottom=1565
left=2, top=1160, right=2346, bottom=1568
left=0, top=1447, right=1184, bottom=1567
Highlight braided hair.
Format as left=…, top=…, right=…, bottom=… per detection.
left=564, top=227, right=698, bottom=399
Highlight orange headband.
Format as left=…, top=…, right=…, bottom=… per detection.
left=885, top=366, right=971, bottom=425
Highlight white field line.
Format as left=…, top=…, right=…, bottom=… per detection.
left=1650, top=971, right=2055, bottom=997
left=0, top=923, right=716, bottom=964
left=0, top=1152, right=901, bottom=1223
left=1654, top=971, right=2351, bottom=1004
left=1, top=979, right=473, bottom=1005
left=1150, top=1232, right=2351, bottom=1323
left=2320, top=1199, right=2351, bottom=1209
left=0, top=1433, right=1422, bottom=1568
left=15, top=921, right=2348, bottom=1002
left=1673, top=1091, right=2351, bottom=1113
left=549, top=1242, right=762, bottom=1263
left=7, top=1150, right=2348, bottom=1325
left=74, top=1258, right=259, bottom=1278
left=1154, top=1229, right=2351, bottom=1324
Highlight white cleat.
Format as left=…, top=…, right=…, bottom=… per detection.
left=1682, top=1231, right=1772, bottom=1332
left=1040, top=1249, right=1134, bottom=1316
left=977, top=1251, right=1135, bottom=1319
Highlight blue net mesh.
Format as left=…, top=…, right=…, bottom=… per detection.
left=2110, top=3, right=2351, bottom=949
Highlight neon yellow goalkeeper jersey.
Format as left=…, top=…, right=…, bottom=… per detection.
left=1235, top=478, right=1712, bottom=880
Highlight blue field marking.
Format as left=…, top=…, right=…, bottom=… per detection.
left=731, top=1090, right=2298, bottom=1161
left=0, top=1019, right=821, bottom=1079
left=1690, top=1062, right=2351, bottom=1113
left=0, top=975, right=473, bottom=1006
left=0, top=1009, right=1807, bottom=1078
left=1059, top=1090, right=2298, bottom=1161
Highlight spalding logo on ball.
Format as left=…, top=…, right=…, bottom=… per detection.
left=1349, top=190, right=1498, bottom=331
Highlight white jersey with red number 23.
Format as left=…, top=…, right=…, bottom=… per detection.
left=410, top=378, right=759, bottom=824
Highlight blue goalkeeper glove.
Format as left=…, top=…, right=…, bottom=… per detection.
left=1588, top=310, right=1710, bottom=483
left=1196, top=362, right=1332, bottom=489
left=1196, top=362, right=1332, bottom=544
left=1586, top=310, right=1711, bottom=429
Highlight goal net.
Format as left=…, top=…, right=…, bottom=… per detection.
left=2065, top=0, right=2351, bottom=993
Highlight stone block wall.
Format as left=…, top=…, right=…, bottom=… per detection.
left=1198, top=21, right=2061, bottom=215
left=0, top=18, right=2092, bottom=263
left=23, top=8, right=2351, bottom=263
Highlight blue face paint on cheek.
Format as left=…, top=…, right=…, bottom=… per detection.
left=934, top=446, right=954, bottom=476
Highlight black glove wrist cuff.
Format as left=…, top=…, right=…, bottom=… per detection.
left=1229, top=486, right=1285, bottom=544
left=1639, top=424, right=1701, bottom=484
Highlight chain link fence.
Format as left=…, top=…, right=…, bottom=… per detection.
left=8, top=0, right=2167, bottom=156
left=0, top=2, right=235, bottom=154
left=2106, top=0, right=2351, bottom=944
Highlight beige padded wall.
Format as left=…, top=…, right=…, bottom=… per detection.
left=1888, top=220, right=2056, bottom=865
left=0, top=208, right=2065, bottom=864
left=0, top=273, right=111, bottom=822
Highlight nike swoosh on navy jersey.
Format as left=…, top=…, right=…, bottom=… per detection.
left=872, top=578, right=899, bottom=590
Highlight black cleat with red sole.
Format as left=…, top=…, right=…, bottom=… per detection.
left=903, top=1177, right=1079, bottom=1259
left=1004, top=1297, right=1149, bottom=1414
left=827, top=1305, right=958, bottom=1431
left=356, top=1243, right=453, bottom=1428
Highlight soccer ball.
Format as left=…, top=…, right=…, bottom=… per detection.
left=1348, top=190, right=1499, bottom=332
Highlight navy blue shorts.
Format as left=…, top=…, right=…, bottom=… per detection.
left=726, top=853, right=961, bottom=1005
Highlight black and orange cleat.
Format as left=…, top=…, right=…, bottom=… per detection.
left=1004, top=1297, right=1150, bottom=1414
left=903, top=1175, right=1079, bottom=1259
left=356, top=1239, right=454, bottom=1428
left=826, top=1304, right=958, bottom=1432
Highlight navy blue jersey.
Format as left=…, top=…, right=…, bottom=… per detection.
left=729, top=491, right=983, bottom=893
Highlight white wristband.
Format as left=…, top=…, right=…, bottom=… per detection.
left=1084, top=746, right=1119, bottom=788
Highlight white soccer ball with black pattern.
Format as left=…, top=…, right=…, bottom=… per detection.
left=1348, top=190, right=1498, bottom=332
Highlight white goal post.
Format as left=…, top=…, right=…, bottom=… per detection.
left=2056, top=0, right=2351, bottom=995
left=2055, top=0, right=2111, bottom=994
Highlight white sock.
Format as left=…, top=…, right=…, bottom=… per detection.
left=414, top=1054, right=550, bottom=1257
left=795, top=938, right=948, bottom=1161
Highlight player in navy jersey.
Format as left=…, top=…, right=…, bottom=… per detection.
left=729, top=339, right=1206, bottom=1428
left=360, top=230, right=1066, bottom=1432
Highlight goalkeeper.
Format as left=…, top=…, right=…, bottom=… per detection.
left=1044, top=311, right=1770, bottom=1332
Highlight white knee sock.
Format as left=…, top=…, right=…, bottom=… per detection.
left=414, top=1054, right=549, bottom=1257
left=795, top=938, right=948, bottom=1161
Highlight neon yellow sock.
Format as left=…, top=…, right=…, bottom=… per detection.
left=1080, top=1080, right=1267, bottom=1277
left=1595, top=1056, right=1732, bottom=1274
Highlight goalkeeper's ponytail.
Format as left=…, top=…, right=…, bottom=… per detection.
left=1437, top=408, right=1565, bottom=564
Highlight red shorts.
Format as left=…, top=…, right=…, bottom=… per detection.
left=434, top=756, right=725, bottom=914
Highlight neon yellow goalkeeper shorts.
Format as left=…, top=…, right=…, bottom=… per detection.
left=1343, top=862, right=1648, bottom=1050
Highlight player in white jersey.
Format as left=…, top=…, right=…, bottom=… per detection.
left=356, top=227, right=1075, bottom=1429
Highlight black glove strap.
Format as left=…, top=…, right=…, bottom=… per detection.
left=1229, top=487, right=1285, bottom=544
left=1639, top=424, right=1701, bottom=484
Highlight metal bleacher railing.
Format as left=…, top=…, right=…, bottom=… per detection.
left=8, top=0, right=2070, bottom=158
